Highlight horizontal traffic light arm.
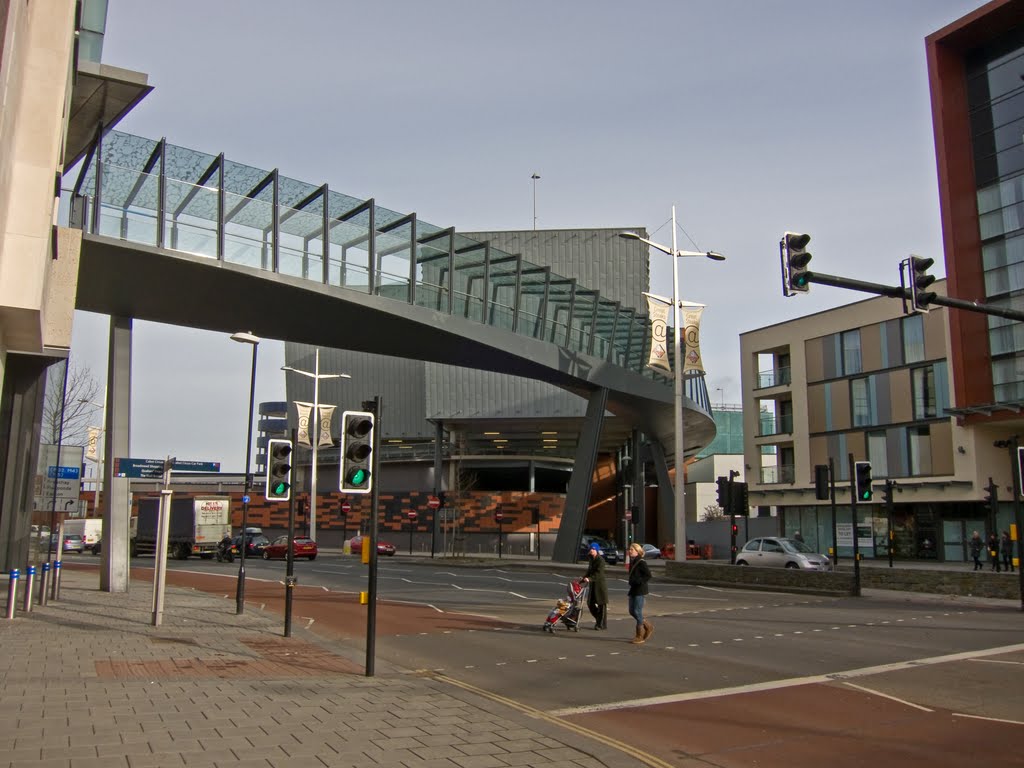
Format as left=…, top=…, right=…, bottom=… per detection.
left=799, top=271, right=1024, bottom=322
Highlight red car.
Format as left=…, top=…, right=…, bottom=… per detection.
left=262, top=536, right=318, bottom=561
left=348, top=536, right=396, bottom=556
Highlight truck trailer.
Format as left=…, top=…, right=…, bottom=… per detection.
left=131, top=497, right=231, bottom=559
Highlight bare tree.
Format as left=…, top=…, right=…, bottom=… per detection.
left=702, top=503, right=726, bottom=522
left=41, top=362, right=102, bottom=447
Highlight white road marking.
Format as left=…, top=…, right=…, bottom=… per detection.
left=549, top=642, right=1024, bottom=716
left=969, top=658, right=1024, bottom=666
left=842, top=682, right=932, bottom=712
left=953, top=712, right=1024, bottom=725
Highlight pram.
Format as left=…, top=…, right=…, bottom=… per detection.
left=542, top=579, right=589, bottom=632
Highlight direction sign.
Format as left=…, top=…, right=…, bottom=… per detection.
left=427, top=497, right=440, bottom=510
left=114, top=458, right=221, bottom=478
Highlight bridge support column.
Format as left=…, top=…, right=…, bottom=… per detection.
left=552, top=387, right=608, bottom=564
left=647, top=439, right=675, bottom=553
left=100, top=316, right=132, bottom=593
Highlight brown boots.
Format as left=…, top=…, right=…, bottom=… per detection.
left=631, top=620, right=654, bottom=644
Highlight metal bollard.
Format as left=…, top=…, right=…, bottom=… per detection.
left=51, top=559, right=61, bottom=601
left=38, top=562, right=49, bottom=606
left=22, top=565, right=35, bottom=613
left=5, top=569, right=19, bottom=619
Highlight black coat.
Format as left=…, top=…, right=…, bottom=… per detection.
left=584, top=554, right=608, bottom=604
left=628, top=558, right=651, bottom=597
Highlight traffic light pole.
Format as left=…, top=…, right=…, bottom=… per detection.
left=829, top=457, right=839, bottom=567
left=802, top=272, right=1024, bottom=322
left=847, top=454, right=861, bottom=597
left=365, top=395, right=382, bottom=676
left=885, top=480, right=895, bottom=568
left=284, top=429, right=297, bottom=638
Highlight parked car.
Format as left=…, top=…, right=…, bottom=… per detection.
left=578, top=535, right=619, bottom=565
left=641, top=543, right=662, bottom=560
left=262, top=536, right=318, bottom=561
left=232, top=533, right=270, bottom=557
left=49, top=533, right=85, bottom=554
left=348, top=536, right=396, bottom=556
left=735, top=537, right=832, bottom=571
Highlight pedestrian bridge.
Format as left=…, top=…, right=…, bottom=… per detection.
left=66, top=130, right=715, bottom=452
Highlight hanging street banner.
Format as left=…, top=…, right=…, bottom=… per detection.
left=295, top=401, right=313, bottom=447
left=681, top=303, right=706, bottom=374
left=644, top=293, right=671, bottom=373
left=85, top=426, right=102, bottom=462
left=318, top=404, right=335, bottom=448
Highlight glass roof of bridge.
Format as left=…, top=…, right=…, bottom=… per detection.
left=73, top=131, right=686, bottom=384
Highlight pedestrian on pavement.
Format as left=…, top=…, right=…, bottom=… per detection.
left=988, top=532, right=1001, bottom=572
left=627, top=542, right=653, bottom=644
left=1001, top=531, right=1015, bottom=573
left=793, top=531, right=804, bottom=543
left=581, top=542, right=608, bottom=630
left=969, top=530, right=984, bottom=570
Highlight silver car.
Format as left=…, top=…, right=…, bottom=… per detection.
left=735, top=536, right=832, bottom=571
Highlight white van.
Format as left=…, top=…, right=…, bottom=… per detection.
left=62, top=518, right=103, bottom=551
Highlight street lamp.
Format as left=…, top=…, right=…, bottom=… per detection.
left=281, top=348, right=350, bottom=543
left=230, top=331, right=259, bottom=615
left=619, top=206, right=725, bottom=563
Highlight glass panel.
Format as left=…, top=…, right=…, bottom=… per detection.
left=841, top=329, right=862, bottom=375
left=569, top=289, right=597, bottom=353
left=166, top=178, right=219, bottom=259
left=543, top=279, right=574, bottom=346
left=279, top=203, right=324, bottom=281
left=486, top=255, right=519, bottom=331
left=376, top=219, right=412, bottom=303
left=452, top=239, right=486, bottom=323
left=221, top=188, right=273, bottom=270
left=592, top=299, right=618, bottom=359
left=415, top=231, right=451, bottom=312
left=902, top=314, right=924, bottom=363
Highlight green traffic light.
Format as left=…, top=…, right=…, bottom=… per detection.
left=861, top=490, right=872, bottom=501
left=347, top=468, right=368, bottom=487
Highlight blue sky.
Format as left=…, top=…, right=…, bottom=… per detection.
left=71, top=0, right=985, bottom=470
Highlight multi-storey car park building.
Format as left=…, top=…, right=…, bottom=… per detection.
left=741, top=0, right=1024, bottom=564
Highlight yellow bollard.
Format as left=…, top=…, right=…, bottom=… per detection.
left=359, top=591, right=368, bottom=605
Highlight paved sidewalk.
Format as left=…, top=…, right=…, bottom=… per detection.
left=0, top=569, right=634, bottom=768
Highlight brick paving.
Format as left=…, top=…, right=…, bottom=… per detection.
left=0, top=569, right=637, bottom=768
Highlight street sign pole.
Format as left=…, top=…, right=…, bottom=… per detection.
left=152, top=457, right=175, bottom=627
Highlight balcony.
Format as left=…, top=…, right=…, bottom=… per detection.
left=757, top=366, right=791, bottom=389
left=758, top=414, right=793, bottom=437
left=760, top=464, right=795, bottom=484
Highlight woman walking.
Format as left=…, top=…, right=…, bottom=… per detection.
left=627, top=542, right=653, bottom=644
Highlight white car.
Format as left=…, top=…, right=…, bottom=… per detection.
left=735, top=537, right=832, bottom=571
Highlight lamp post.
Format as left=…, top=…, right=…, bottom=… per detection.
left=230, top=331, right=259, bottom=615
left=619, top=206, right=725, bottom=563
left=78, top=397, right=106, bottom=517
left=281, top=348, right=350, bottom=543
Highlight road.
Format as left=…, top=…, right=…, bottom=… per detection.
left=67, top=552, right=1024, bottom=767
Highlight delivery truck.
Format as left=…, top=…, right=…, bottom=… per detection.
left=62, top=518, right=103, bottom=553
left=131, top=496, right=232, bottom=560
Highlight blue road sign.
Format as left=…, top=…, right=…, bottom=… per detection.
left=174, top=460, right=221, bottom=473
left=113, top=457, right=221, bottom=478
left=46, top=465, right=80, bottom=479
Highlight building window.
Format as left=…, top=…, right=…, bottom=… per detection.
left=902, top=314, right=924, bottom=364
left=907, top=426, right=932, bottom=475
left=912, top=366, right=936, bottom=419
left=867, top=431, right=888, bottom=477
left=841, top=329, right=862, bottom=375
left=851, top=377, right=873, bottom=427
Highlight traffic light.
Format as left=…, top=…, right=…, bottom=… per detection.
left=716, top=477, right=729, bottom=509
left=814, top=464, right=830, bottom=500
left=881, top=480, right=893, bottom=506
left=339, top=410, right=375, bottom=494
left=909, top=256, right=936, bottom=313
left=782, top=232, right=812, bottom=296
left=730, top=482, right=749, bottom=517
left=265, top=439, right=293, bottom=501
left=854, top=461, right=873, bottom=502
left=983, top=481, right=998, bottom=511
